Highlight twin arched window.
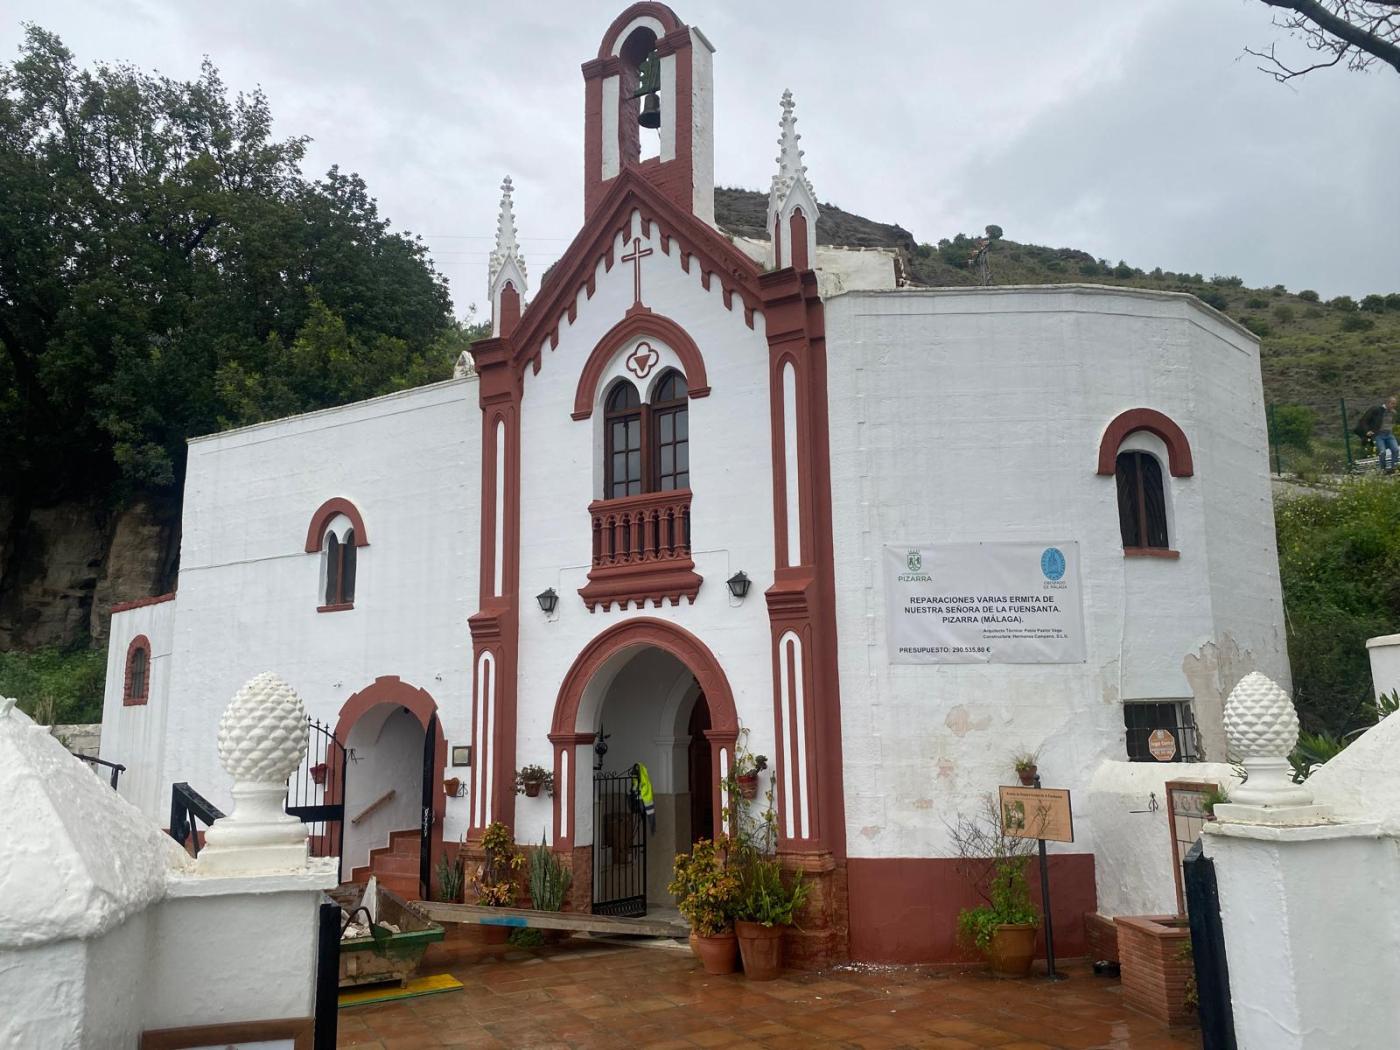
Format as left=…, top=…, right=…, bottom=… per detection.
left=306, top=498, right=368, bottom=611
left=323, top=528, right=357, bottom=607
left=604, top=370, right=689, bottom=498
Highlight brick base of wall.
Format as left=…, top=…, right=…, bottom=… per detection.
left=1084, top=912, right=1119, bottom=964
left=1117, top=914, right=1195, bottom=1026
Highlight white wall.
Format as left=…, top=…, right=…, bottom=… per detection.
left=1367, top=633, right=1400, bottom=700
left=513, top=210, right=779, bottom=836
left=823, top=285, right=1288, bottom=861
left=342, top=706, right=425, bottom=870
left=111, top=378, right=480, bottom=834
left=101, top=598, right=176, bottom=818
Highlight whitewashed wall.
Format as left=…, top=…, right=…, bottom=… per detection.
left=513, top=210, right=778, bottom=838
left=823, top=286, right=1288, bottom=861
left=101, top=598, right=176, bottom=818
left=111, top=379, right=480, bottom=850
left=342, top=706, right=428, bottom=872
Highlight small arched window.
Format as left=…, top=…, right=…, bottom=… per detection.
left=306, top=498, right=367, bottom=611
left=1116, top=450, right=1169, bottom=550
left=323, top=528, right=356, bottom=608
left=123, top=635, right=151, bottom=706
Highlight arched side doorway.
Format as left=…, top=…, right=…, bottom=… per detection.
left=549, top=619, right=739, bottom=915
left=335, top=676, right=447, bottom=900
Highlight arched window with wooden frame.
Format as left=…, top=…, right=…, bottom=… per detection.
left=123, top=635, right=151, bottom=706
left=604, top=381, right=643, bottom=498
left=306, top=498, right=368, bottom=612
left=1116, top=450, right=1170, bottom=552
left=651, top=370, right=689, bottom=491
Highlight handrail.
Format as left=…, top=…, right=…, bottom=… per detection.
left=168, top=782, right=225, bottom=857
left=350, top=788, right=397, bottom=825
left=73, top=753, right=126, bottom=789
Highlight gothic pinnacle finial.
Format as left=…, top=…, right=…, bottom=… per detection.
left=770, top=88, right=814, bottom=212
left=489, top=175, right=526, bottom=292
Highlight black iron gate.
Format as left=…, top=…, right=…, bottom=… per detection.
left=420, top=713, right=438, bottom=901
left=287, top=716, right=347, bottom=882
left=592, top=768, right=647, bottom=917
left=1184, top=839, right=1236, bottom=1050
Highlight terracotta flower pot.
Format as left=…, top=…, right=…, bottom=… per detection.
left=734, top=920, right=784, bottom=980
left=443, top=776, right=461, bottom=797
left=524, top=779, right=543, bottom=798
left=309, top=762, right=328, bottom=786
left=689, top=928, right=739, bottom=975
left=986, top=923, right=1038, bottom=978
left=1016, top=766, right=1037, bottom=786
left=736, top=773, right=759, bottom=800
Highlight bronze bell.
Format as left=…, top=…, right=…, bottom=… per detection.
left=639, top=92, right=661, bottom=129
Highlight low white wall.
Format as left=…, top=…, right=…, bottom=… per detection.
left=1205, top=821, right=1400, bottom=1050
left=1085, top=759, right=1239, bottom=917
left=0, top=940, right=87, bottom=1048
left=145, top=874, right=326, bottom=1031
left=1367, top=633, right=1400, bottom=700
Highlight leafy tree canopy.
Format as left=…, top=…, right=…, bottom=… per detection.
left=0, top=25, right=465, bottom=504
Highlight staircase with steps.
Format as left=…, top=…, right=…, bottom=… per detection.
left=350, top=828, right=422, bottom=899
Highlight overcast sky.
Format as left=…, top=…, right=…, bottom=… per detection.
left=5, top=1, right=1398, bottom=314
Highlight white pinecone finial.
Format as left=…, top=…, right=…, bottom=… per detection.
left=1220, top=671, right=1316, bottom=813
left=198, top=672, right=311, bottom=874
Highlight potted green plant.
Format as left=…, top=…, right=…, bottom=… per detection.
left=1012, top=748, right=1040, bottom=786
left=472, top=821, right=523, bottom=943
left=669, top=837, right=741, bottom=974
left=949, top=795, right=1040, bottom=977
left=527, top=834, right=573, bottom=943
left=515, top=764, right=554, bottom=798
left=732, top=855, right=808, bottom=981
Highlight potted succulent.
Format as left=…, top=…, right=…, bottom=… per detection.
left=472, top=821, right=524, bottom=944
left=732, top=855, right=808, bottom=981
left=527, top=833, right=573, bottom=943
left=1012, top=749, right=1040, bottom=787
left=434, top=839, right=466, bottom=903
left=949, top=795, right=1041, bottom=977
left=515, top=764, right=554, bottom=798
left=669, top=837, right=741, bottom=974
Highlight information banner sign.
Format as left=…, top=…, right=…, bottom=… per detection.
left=999, top=785, right=1074, bottom=843
left=885, top=542, right=1085, bottom=664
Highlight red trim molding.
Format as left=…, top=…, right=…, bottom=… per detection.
left=304, top=497, right=370, bottom=553
left=1097, top=408, right=1194, bottom=478
left=570, top=306, right=711, bottom=420
left=1125, top=547, right=1181, bottom=560
left=317, top=602, right=355, bottom=613
left=110, top=592, right=175, bottom=614
left=123, top=634, right=152, bottom=706
left=594, top=2, right=683, bottom=60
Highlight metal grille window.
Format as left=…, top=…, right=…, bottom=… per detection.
left=1124, top=701, right=1200, bottom=762
left=1116, top=450, right=1169, bottom=549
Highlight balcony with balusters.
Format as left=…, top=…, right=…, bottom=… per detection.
left=577, top=488, right=703, bottom=611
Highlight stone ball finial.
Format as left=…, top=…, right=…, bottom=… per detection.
left=216, top=672, right=307, bottom=785
left=1223, top=671, right=1299, bottom=763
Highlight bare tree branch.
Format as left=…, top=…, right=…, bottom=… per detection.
left=1252, top=0, right=1400, bottom=81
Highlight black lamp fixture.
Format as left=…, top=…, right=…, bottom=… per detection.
left=726, top=570, right=751, bottom=600
left=536, top=587, right=559, bottom=615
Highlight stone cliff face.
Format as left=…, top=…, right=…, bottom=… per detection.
left=0, top=496, right=180, bottom=651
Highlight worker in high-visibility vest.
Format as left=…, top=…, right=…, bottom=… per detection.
left=633, top=763, right=656, bottom=833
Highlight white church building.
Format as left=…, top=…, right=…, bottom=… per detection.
left=101, top=3, right=1287, bottom=966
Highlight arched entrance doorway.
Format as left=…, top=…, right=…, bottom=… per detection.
left=335, top=676, right=446, bottom=900
left=549, top=619, right=739, bottom=916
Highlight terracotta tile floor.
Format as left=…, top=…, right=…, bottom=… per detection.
left=337, top=936, right=1202, bottom=1050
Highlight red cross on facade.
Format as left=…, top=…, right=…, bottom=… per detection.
left=621, top=237, right=654, bottom=306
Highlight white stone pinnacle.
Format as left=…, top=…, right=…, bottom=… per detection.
left=769, top=89, right=815, bottom=214
left=489, top=175, right=527, bottom=293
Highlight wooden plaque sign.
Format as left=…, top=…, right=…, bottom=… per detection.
left=999, top=785, right=1074, bottom=843
left=1148, top=729, right=1177, bottom=762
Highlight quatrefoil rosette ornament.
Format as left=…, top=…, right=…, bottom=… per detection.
left=626, top=341, right=660, bottom=380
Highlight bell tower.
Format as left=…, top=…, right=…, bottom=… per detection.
left=582, top=3, right=715, bottom=226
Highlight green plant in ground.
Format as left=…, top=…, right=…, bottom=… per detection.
left=732, top=856, right=808, bottom=928
left=1269, top=404, right=1317, bottom=453
left=473, top=821, right=523, bottom=906
left=507, top=927, right=545, bottom=947
left=1289, top=731, right=1346, bottom=782
left=669, top=837, right=741, bottom=936
left=528, top=834, right=572, bottom=911
left=948, top=795, right=1040, bottom=953
left=1200, top=784, right=1231, bottom=817
left=0, top=647, right=108, bottom=724
left=434, top=840, right=466, bottom=903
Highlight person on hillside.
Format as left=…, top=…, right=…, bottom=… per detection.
left=1355, top=395, right=1398, bottom=473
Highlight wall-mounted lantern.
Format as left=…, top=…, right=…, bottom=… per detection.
left=536, top=587, right=559, bottom=615
left=726, top=571, right=751, bottom=600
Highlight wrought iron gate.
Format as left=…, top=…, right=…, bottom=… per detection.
left=420, top=713, right=438, bottom=901
left=287, top=716, right=347, bottom=882
left=592, top=768, right=647, bottom=917
left=1184, top=840, right=1237, bottom=1049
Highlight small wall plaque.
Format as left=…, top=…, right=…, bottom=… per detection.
left=452, top=745, right=471, bottom=767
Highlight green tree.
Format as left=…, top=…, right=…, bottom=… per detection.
left=0, top=26, right=456, bottom=506
left=1269, top=404, right=1317, bottom=451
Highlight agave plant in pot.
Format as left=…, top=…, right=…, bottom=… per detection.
left=949, top=795, right=1040, bottom=977
left=731, top=855, right=808, bottom=981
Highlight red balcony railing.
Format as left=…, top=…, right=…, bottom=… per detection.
left=579, top=489, right=702, bottom=611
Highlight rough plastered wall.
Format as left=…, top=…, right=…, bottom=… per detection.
left=512, top=209, right=778, bottom=841
left=822, top=285, right=1288, bottom=865
left=1085, top=759, right=1241, bottom=916
left=1367, top=633, right=1400, bottom=699
left=120, top=378, right=480, bottom=844
left=101, top=596, right=176, bottom=818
